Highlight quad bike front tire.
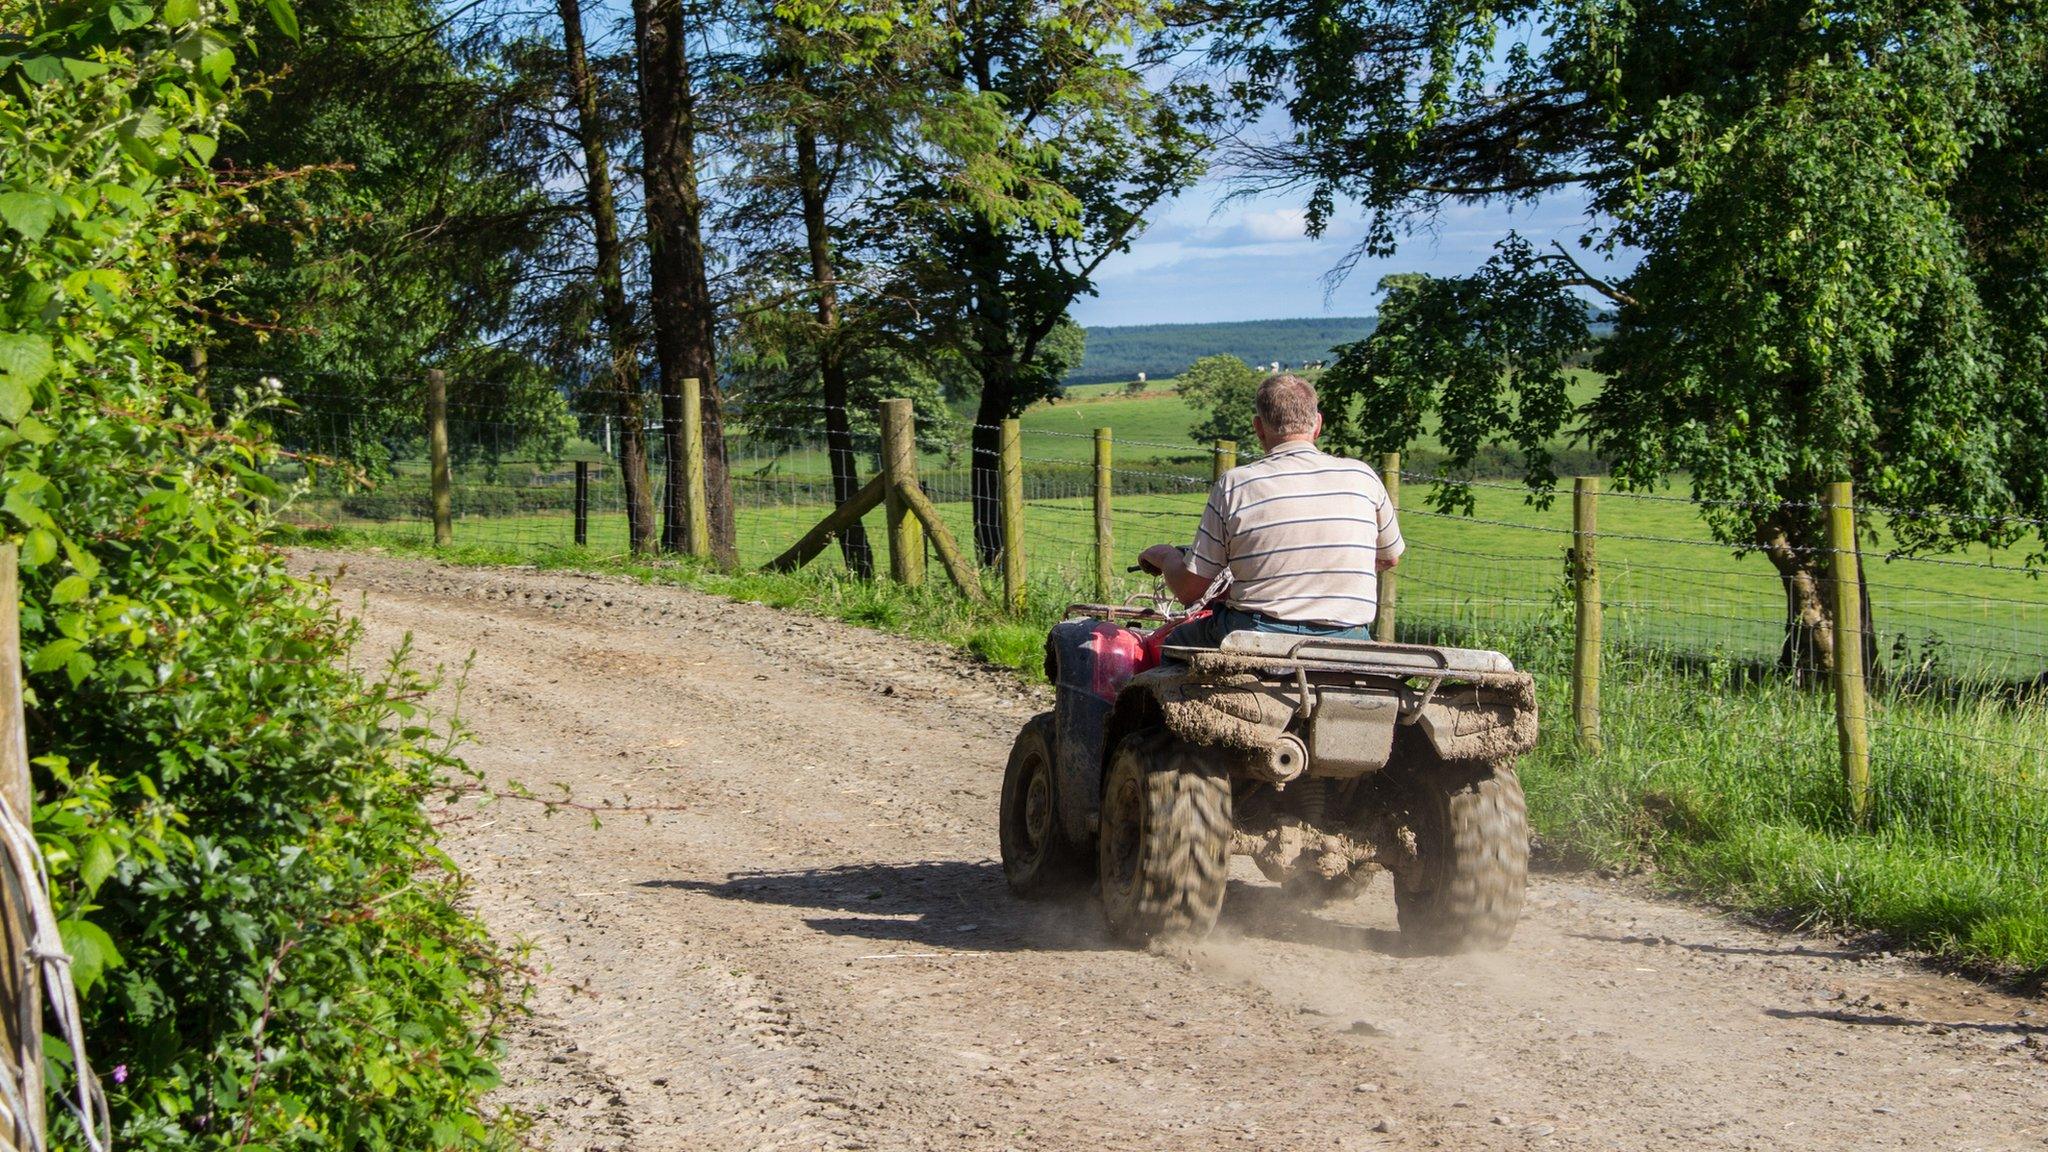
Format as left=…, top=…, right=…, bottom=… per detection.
left=1392, top=763, right=1528, bottom=952
left=1097, top=729, right=1233, bottom=943
left=1000, top=712, right=1091, bottom=896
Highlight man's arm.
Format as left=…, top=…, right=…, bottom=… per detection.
left=1138, top=544, right=1212, bottom=606
left=1138, top=479, right=1230, bottom=607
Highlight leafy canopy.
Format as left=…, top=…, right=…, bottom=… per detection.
left=1231, top=0, right=2048, bottom=562
left=1, top=2, right=512, bottom=1144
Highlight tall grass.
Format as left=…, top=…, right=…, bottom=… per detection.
left=293, top=529, right=2048, bottom=974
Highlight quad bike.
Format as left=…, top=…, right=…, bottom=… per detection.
left=999, top=593, right=1538, bottom=951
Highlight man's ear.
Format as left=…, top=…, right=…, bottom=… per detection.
left=1312, top=412, right=1324, bottom=438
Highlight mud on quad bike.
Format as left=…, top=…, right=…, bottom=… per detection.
left=999, top=603, right=1538, bottom=951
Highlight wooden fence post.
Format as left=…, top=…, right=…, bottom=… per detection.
left=0, top=544, right=45, bottom=1149
left=1211, top=439, right=1237, bottom=482
left=681, top=379, right=709, bottom=560
left=1827, top=480, right=1872, bottom=823
left=1373, top=451, right=1400, bottom=643
left=1572, top=477, right=1602, bottom=752
left=1000, top=418, right=1025, bottom=612
left=573, top=461, right=589, bottom=547
left=1094, top=427, right=1113, bottom=602
left=427, top=369, right=452, bottom=546
left=880, top=399, right=925, bottom=586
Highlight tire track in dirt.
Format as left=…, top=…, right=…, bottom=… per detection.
left=300, top=551, right=2046, bottom=1152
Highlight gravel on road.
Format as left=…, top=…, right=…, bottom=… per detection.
left=298, top=549, right=2046, bottom=1152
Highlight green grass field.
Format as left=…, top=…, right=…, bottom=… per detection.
left=279, top=374, right=2048, bottom=974
left=290, top=461, right=2047, bottom=684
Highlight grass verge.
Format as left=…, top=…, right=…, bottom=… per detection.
left=288, top=527, right=2048, bottom=978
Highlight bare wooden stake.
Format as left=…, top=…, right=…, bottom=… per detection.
left=0, top=544, right=45, bottom=1149
left=427, top=369, right=452, bottom=547
left=1573, top=477, right=1603, bottom=752
left=1000, top=419, right=1025, bottom=613
left=896, top=480, right=987, bottom=605
left=880, top=399, right=925, bottom=586
left=1827, top=480, right=1872, bottom=823
left=765, top=474, right=887, bottom=573
left=1211, top=439, right=1237, bottom=482
left=681, top=379, right=709, bottom=560
left=1373, top=451, right=1400, bottom=643
left=1094, top=427, right=1114, bottom=602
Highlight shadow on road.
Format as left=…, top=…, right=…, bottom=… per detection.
left=1569, top=932, right=1870, bottom=963
left=1764, top=1007, right=2045, bottom=1036
left=640, top=860, right=1112, bottom=953
left=642, top=862, right=1404, bottom=956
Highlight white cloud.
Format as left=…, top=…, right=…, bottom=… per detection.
left=1073, top=179, right=1635, bottom=326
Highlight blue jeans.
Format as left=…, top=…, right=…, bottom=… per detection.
left=1167, top=605, right=1375, bottom=648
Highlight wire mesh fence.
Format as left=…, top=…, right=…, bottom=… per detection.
left=258, top=376, right=2048, bottom=688
left=247, top=371, right=2047, bottom=958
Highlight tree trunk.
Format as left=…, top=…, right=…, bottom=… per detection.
left=1756, top=505, right=1878, bottom=685
left=965, top=223, right=1018, bottom=567
left=559, top=0, right=654, bottom=554
left=794, top=111, right=873, bottom=578
left=632, top=0, right=735, bottom=563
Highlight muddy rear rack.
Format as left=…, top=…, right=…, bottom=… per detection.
left=1163, top=633, right=1516, bottom=680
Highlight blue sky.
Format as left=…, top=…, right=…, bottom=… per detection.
left=1070, top=181, right=1624, bottom=328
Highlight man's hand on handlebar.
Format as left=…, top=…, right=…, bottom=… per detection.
left=1135, top=544, right=1209, bottom=607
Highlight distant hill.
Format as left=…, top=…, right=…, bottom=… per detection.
left=1067, top=317, right=1377, bottom=385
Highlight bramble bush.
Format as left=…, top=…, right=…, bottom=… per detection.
left=1, top=2, right=512, bottom=1146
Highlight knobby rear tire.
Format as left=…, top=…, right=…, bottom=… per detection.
left=1392, top=764, right=1528, bottom=952
left=1000, top=712, right=1089, bottom=897
left=1097, top=729, right=1233, bottom=944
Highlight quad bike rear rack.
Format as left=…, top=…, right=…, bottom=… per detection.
left=1161, top=634, right=1519, bottom=725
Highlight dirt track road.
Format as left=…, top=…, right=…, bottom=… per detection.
left=299, top=550, right=2046, bottom=1152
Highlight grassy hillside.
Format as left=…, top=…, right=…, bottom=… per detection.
left=1070, top=317, right=1376, bottom=385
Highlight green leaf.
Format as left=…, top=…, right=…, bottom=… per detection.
left=162, top=0, right=200, bottom=24
left=17, top=57, right=66, bottom=86
left=0, top=333, right=53, bottom=389
left=265, top=0, right=301, bottom=40
left=60, top=58, right=111, bottom=83
left=20, top=528, right=56, bottom=567
left=80, top=836, right=116, bottom=894
left=58, top=536, right=98, bottom=581
left=28, top=638, right=80, bottom=674
left=0, top=381, right=27, bottom=428
left=56, top=919, right=121, bottom=997
left=109, top=1, right=154, bottom=31
left=0, top=191, right=61, bottom=241
left=50, top=575, right=88, bottom=604
left=185, top=133, right=216, bottom=165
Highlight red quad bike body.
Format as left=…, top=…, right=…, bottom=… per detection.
left=999, top=605, right=1539, bottom=951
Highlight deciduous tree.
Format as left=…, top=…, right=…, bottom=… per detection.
left=1232, top=0, right=2048, bottom=672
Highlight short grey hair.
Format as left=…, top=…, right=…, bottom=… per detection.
left=1255, top=374, right=1320, bottom=437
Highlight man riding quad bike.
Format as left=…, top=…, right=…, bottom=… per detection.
left=998, top=376, right=1536, bottom=950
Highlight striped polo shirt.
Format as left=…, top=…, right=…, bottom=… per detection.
left=1184, top=440, right=1404, bottom=627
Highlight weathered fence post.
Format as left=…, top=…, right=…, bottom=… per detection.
left=0, top=544, right=45, bottom=1149
left=427, top=369, right=452, bottom=546
left=880, top=399, right=925, bottom=586
left=1827, top=480, right=1872, bottom=823
left=1211, top=439, right=1237, bottom=483
left=1094, top=427, right=1114, bottom=602
left=680, top=379, right=710, bottom=560
left=1572, top=477, right=1603, bottom=752
left=573, top=461, right=590, bottom=547
left=1373, top=452, right=1400, bottom=643
left=1000, top=418, right=1025, bottom=612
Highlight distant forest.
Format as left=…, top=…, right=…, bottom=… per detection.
left=1066, top=317, right=1378, bottom=384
